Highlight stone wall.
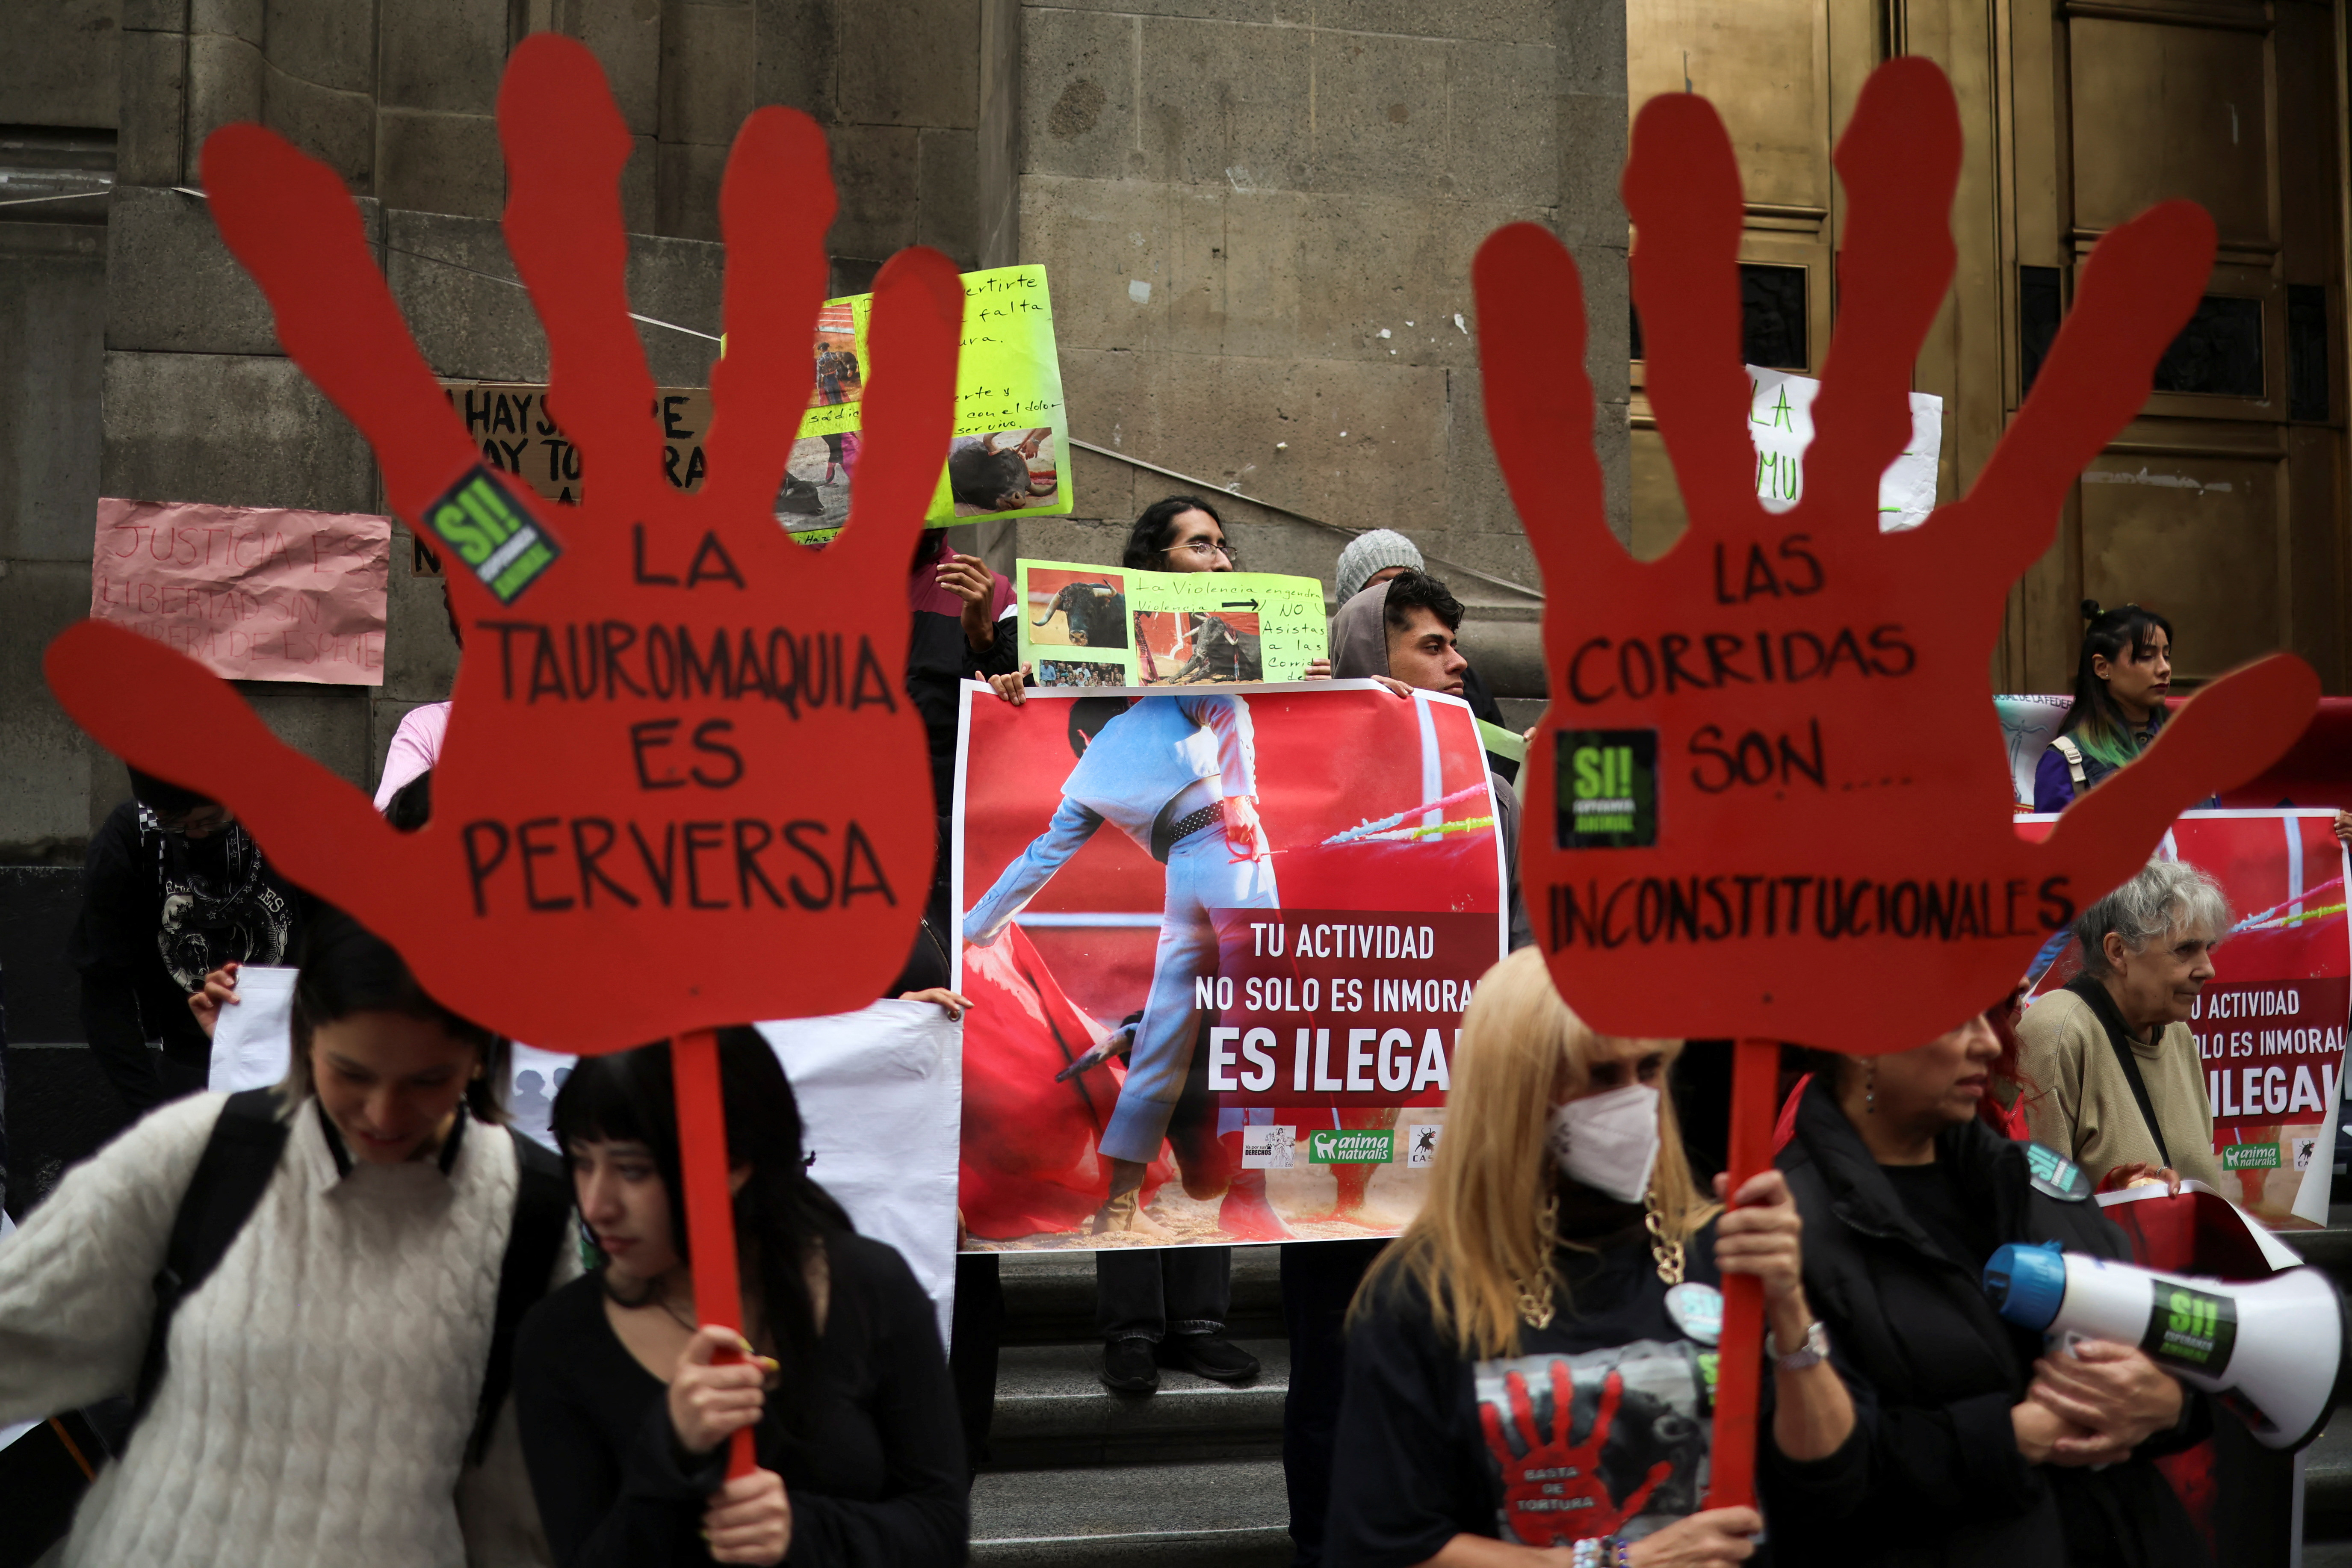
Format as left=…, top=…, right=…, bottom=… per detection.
left=0, top=0, right=990, bottom=860
left=0, top=0, right=1623, bottom=859
left=974, top=0, right=1629, bottom=704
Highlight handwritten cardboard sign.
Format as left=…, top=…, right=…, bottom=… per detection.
left=44, top=36, right=960, bottom=1054
left=783, top=264, right=1071, bottom=542
left=1743, top=365, right=1941, bottom=531
left=1476, top=59, right=2317, bottom=1057
left=442, top=381, right=712, bottom=507
left=1016, top=559, right=1330, bottom=686
left=88, top=498, right=391, bottom=685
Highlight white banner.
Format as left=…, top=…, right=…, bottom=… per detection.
left=1744, top=364, right=1943, bottom=531
left=210, top=1000, right=963, bottom=1347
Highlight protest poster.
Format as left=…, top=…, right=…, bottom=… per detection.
left=1015, top=559, right=1331, bottom=688
left=1743, top=365, right=1942, bottom=530
left=436, top=266, right=1067, bottom=544
left=206, top=998, right=963, bottom=1345
left=1996, top=694, right=2075, bottom=806
left=48, top=37, right=966, bottom=1488
left=783, top=265, right=1071, bottom=540
left=87, top=498, right=391, bottom=684
left=441, top=381, right=714, bottom=509
left=1481, top=71, right=2314, bottom=1505
left=952, top=680, right=1506, bottom=1250
left=2017, top=810, right=2351, bottom=1225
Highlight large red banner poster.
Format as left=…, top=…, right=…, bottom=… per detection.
left=2020, top=810, right=2351, bottom=1225
left=952, top=681, right=1508, bottom=1250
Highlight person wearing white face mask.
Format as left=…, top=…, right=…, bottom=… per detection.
left=1325, top=948, right=1860, bottom=1568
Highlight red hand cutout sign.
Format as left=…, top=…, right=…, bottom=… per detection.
left=44, top=35, right=960, bottom=1052
left=1480, top=1362, right=1675, bottom=1546
left=1479, top=59, right=2317, bottom=1055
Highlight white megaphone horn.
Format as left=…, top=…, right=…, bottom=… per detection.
left=1983, top=1240, right=2349, bottom=1451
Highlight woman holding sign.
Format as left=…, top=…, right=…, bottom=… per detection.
left=1766, top=1007, right=2207, bottom=1568
left=0, top=910, right=565, bottom=1568
left=1324, top=948, right=1860, bottom=1566
left=513, top=1029, right=964, bottom=1567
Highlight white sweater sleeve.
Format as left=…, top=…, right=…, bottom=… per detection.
left=0, top=1093, right=225, bottom=1423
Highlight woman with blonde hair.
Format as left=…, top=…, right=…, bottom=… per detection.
left=1326, top=948, right=1860, bottom=1567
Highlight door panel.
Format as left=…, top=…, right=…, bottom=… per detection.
left=2080, top=444, right=2284, bottom=677
left=2067, top=13, right=2273, bottom=248
left=1626, top=0, right=2347, bottom=697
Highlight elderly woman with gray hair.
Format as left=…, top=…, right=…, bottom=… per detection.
left=2016, top=859, right=2232, bottom=1191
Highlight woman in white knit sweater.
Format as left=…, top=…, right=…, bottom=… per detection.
left=0, top=912, right=564, bottom=1568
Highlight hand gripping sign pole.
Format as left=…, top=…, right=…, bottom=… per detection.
left=44, top=38, right=960, bottom=1482
left=1474, top=59, right=2320, bottom=1510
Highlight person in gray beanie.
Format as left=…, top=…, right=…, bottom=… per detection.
left=1330, top=531, right=1519, bottom=781
left=1334, top=529, right=1428, bottom=607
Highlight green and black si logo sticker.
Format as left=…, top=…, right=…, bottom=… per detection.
left=1557, top=729, right=1658, bottom=849
left=425, top=466, right=561, bottom=605
left=2141, top=1282, right=2237, bottom=1377
left=2025, top=1143, right=2092, bottom=1202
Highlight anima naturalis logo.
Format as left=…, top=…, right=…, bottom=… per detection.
left=1309, top=1130, right=1395, bottom=1163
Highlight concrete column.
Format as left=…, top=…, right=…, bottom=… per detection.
left=972, top=0, right=1626, bottom=702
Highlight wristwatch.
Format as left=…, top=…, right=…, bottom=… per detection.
left=1768, top=1319, right=1831, bottom=1371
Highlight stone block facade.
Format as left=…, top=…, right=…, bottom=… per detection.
left=0, top=0, right=1623, bottom=858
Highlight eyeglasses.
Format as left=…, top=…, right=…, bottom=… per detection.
left=1164, top=539, right=1237, bottom=566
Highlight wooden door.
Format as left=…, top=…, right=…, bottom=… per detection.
left=1624, top=0, right=2350, bottom=693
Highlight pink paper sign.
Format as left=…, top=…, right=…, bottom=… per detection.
left=88, top=498, right=392, bottom=685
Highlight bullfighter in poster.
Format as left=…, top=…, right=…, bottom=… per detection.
left=963, top=692, right=1277, bottom=1231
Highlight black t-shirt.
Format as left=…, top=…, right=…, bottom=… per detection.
left=68, top=801, right=305, bottom=1062
left=1326, top=1220, right=1731, bottom=1567
left=511, top=1232, right=966, bottom=1568
left=1881, top=1160, right=1997, bottom=1276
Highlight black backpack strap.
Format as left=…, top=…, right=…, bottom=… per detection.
left=134, top=1089, right=291, bottom=1426
left=2064, top=974, right=2173, bottom=1169
left=467, top=1128, right=571, bottom=1466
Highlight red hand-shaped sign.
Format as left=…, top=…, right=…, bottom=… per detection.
left=1480, top=59, right=2317, bottom=1054
left=44, top=36, right=960, bottom=1052
left=1480, top=1362, right=1674, bottom=1545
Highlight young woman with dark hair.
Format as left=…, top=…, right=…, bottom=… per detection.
left=0, top=908, right=562, bottom=1567
left=1123, top=493, right=1239, bottom=571
left=993, top=493, right=1329, bottom=705
left=2034, top=601, right=2180, bottom=811
left=513, top=1029, right=965, bottom=1568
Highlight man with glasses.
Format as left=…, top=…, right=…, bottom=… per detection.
left=68, top=768, right=307, bottom=1125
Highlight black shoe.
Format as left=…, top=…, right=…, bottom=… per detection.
left=1158, top=1333, right=1261, bottom=1382
left=1101, top=1337, right=1159, bottom=1393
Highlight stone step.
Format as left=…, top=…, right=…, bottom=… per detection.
left=2308, top=1408, right=2352, bottom=1540
left=995, top=1245, right=1286, bottom=1346
left=988, top=1338, right=1288, bottom=1469
left=970, top=1457, right=1291, bottom=1568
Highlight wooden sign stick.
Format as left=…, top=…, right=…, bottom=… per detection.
left=1704, top=1037, right=1782, bottom=1511
left=674, top=1027, right=757, bottom=1481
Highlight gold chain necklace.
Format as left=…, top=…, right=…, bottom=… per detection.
left=1646, top=1207, right=1686, bottom=1286
left=1516, top=1194, right=1560, bottom=1329
left=1516, top=1195, right=1684, bottom=1329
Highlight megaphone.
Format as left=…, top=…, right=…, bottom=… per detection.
left=1983, top=1240, right=2349, bottom=1451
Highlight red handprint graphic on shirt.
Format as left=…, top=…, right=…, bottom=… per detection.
left=1474, top=57, right=2318, bottom=1054
left=42, top=35, right=962, bottom=1052
left=1480, top=1360, right=1675, bottom=1546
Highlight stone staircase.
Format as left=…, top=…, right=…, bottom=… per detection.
left=969, top=1248, right=1295, bottom=1567
left=2295, top=1227, right=2352, bottom=1565
left=964, top=1224, right=2352, bottom=1568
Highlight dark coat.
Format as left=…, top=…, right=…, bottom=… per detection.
left=1765, top=1075, right=2208, bottom=1568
